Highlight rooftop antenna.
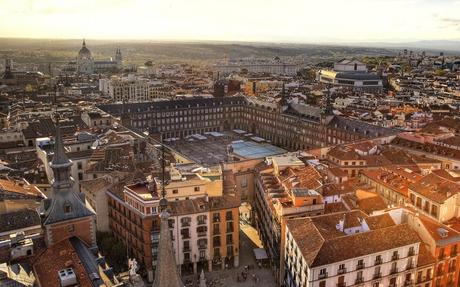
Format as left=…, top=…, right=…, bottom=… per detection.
left=161, top=141, right=166, bottom=200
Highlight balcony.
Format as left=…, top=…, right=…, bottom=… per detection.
left=356, top=263, right=365, bottom=270
left=226, top=226, right=234, bottom=233
left=181, top=221, right=190, bottom=227
left=406, top=264, right=414, bottom=271
left=390, top=267, right=398, bottom=274
left=226, top=215, right=233, bottom=221
left=197, top=220, right=207, bottom=226
left=181, top=233, right=191, bottom=239
left=392, top=254, right=399, bottom=261
left=373, top=272, right=382, bottom=279
left=197, top=231, right=207, bottom=237
left=183, top=246, right=190, bottom=252
left=318, top=273, right=328, bottom=279
left=403, top=279, right=413, bottom=286
left=198, top=245, right=207, bottom=250
left=416, top=276, right=423, bottom=284
left=408, top=250, right=415, bottom=257
left=355, top=277, right=364, bottom=284
left=336, top=283, right=346, bottom=287
left=374, top=259, right=383, bottom=265
left=337, top=268, right=346, bottom=275
left=213, top=229, right=220, bottom=235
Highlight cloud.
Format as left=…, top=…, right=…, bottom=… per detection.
left=439, top=18, right=460, bottom=30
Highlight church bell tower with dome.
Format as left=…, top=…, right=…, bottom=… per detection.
left=76, top=39, right=95, bottom=74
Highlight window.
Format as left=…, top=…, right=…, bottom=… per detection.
left=240, top=177, right=248, bottom=188
left=64, top=203, right=72, bottom=213
left=194, top=186, right=200, bottom=192
left=77, top=162, right=82, bottom=170
left=172, top=189, right=178, bottom=194
left=213, top=213, right=220, bottom=222
left=78, top=172, right=83, bottom=181
left=226, top=211, right=233, bottom=221
left=408, top=246, right=415, bottom=256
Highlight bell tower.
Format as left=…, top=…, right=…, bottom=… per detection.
left=40, top=114, right=96, bottom=247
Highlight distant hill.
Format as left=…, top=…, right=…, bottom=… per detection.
left=345, top=40, right=460, bottom=54
left=0, top=38, right=398, bottom=65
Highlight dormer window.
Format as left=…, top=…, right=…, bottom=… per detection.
left=64, top=203, right=72, bottom=213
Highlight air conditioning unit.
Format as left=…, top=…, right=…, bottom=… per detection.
left=58, top=268, right=78, bottom=287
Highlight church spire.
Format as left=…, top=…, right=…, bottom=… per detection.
left=50, top=114, right=73, bottom=191
left=82, top=39, right=86, bottom=47
left=153, top=144, right=183, bottom=287
left=40, top=114, right=95, bottom=246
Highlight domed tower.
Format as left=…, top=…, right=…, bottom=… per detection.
left=76, top=39, right=94, bottom=74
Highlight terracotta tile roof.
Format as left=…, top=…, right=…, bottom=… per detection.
left=327, top=146, right=362, bottom=161
left=431, top=169, right=460, bottom=182
left=0, top=208, right=41, bottom=233
left=361, top=166, right=422, bottom=198
left=417, top=244, right=436, bottom=267
left=279, top=165, right=323, bottom=191
left=409, top=173, right=458, bottom=203
left=33, top=239, right=94, bottom=287
left=364, top=213, right=395, bottom=230
left=0, top=179, right=44, bottom=199
left=419, top=214, right=460, bottom=242
left=287, top=217, right=420, bottom=267
left=324, top=202, right=348, bottom=214
left=357, top=195, right=388, bottom=215
left=79, top=178, right=111, bottom=193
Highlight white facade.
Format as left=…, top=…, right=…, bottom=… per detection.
left=165, top=212, right=210, bottom=274
left=284, top=226, right=421, bottom=287
left=99, top=76, right=173, bottom=102
left=214, top=63, right=300, bottom=75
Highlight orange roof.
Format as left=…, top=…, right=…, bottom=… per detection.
left=0, top=179, right=43, bottom=198
left=33, top=239, right=93, bottom=287
left=409, top=173, right=459, bottom=203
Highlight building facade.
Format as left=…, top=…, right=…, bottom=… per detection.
left=98, top=96, right=395, bottom=151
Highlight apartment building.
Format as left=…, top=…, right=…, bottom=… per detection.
left=253, top=154, right=325, bottom=284
left=408, top=173, right=459, bottom=223
left=360, top=166, right=423, bottom=206
left=284, top=212, right=422, bottom=287
left=99, top=75, right=173, bottom=102
left=97, top=96, right=395, bottom=151
left=107, top=163, right=238, bottom=282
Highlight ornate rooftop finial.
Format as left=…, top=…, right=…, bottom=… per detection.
left=82, top=39, right=86, bottom=47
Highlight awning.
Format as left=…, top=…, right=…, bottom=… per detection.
left=253, top=248, right=268, bottom=260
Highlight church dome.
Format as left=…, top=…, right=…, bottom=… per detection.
left=78, top=39, right=92, bottom=59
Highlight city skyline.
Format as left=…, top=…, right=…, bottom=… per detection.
left=1, top=0, right=460, bottom=43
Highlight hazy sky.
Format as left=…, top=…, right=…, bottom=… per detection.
left=1, top=0, right=460, bottom=43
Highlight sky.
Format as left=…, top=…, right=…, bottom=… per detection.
left=0, top=0, right=460, bottom=43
